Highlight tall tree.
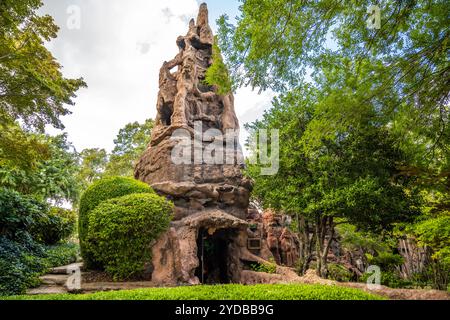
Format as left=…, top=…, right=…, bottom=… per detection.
left=217, top=0, right=449, bottom=185
left=0, top=132, right=81, bottom=204
left=104, top=119, right=154, bottom=177
left=246, top=88, right=420, bottom=276
left=0, top=0, right=86, bottom=131
left=77, top=148, right=108, bottom=190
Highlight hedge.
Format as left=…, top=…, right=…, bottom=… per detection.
left=78, top=177, right=155, bottom=267
left=85, top=193, right=173, bottom=280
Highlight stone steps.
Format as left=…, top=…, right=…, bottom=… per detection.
left=40, top=274, right=70, bottom=286
left=49, top=262, right=83, bottom=275
left=26, top=262, right=155, bottom=295
left=27, top=285, right=68, bottom=295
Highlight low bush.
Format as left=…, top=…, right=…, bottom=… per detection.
left=33, top=207, right=77, bottom=245
left=366, top=251, right=404, bottom=271
left=250, top=259, right=277, bottom=274
left=0, top=189, right=48, bottom=296
left=78, top=177, right=155, bottom=267
left=327, top=263, right=353, bottom=282
left=359, top=270, right=411, bottom=288
left=0, top=235, right=46, bottom=296
left=0, top=188, right=80, bottom=296
left=43, top=243, right=79, bottom=268
left=86, top=193, right=173, bottom=280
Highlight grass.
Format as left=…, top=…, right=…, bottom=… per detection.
left=4, top=283, right=384, bottom=300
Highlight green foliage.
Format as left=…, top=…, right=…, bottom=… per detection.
left=0, top=188, right=79, bottom=295
left=78, top=176, right=155, bottom=268
left=43, top=243, right=79, bottom=268
left=336, top=223, right=393, bottom=254
left=0, top=239, right=79, bottom=296
left=6, top=283, right=384, bottom=300
left=33, top=207, right=77, bottom=245
left=412, top=214, right=450, bottom=267
left=250, top=259, right=277, bottom=274
left=246, top=88, right=419, bottom=231
left=0, top=235, right=46, bottom=296
left=204, top=38, right=232, bottom=95
left=77, top=148, right=108, bottom=190
left=360, top=270, right=411, bottom=289
left=0, top=187, right=47, bottom=240
left=366, top=252, right=404, bottom=272
left=327, top=263, right=353, bottom=282
left=219, top=0, right=450, bottom=205
left=85, top=193, right=173, bottom=280
left=360, top=251, right=410, bottom=287
left=104, top=119, right=154, bottom=177
left=0, top=122, right=49, bottom=172
left=0, top=0, right=87, bottom=132
left=0, top=132, right=82, bottom=204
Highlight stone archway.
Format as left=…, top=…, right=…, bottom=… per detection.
left=195, top=227, right=237, bottom=284
left=151, top=209, right=248, bottom=285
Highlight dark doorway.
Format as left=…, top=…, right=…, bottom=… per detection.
left=195, top=228, right=232, bottom=284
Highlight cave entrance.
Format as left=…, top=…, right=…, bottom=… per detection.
left=195, top=227, right=233, bottom=284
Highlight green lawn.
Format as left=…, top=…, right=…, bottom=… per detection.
left=5, top=284, right=384, bottom=300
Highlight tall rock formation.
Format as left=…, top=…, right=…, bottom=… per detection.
left=135, top=3, right=254, bottom=285
left=135, top=3, right=250, bottom=221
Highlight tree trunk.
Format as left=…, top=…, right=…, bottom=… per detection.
left=296, top=213, right=314, bottom=274
left=315, top=215, right=334, bottom=278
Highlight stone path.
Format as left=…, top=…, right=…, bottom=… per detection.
left=27, top=263, right=154, bottom=295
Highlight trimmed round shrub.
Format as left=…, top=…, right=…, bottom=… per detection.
left=78, top=177, right=155, bottom=267
left=85, top=193, right=173, bottom=280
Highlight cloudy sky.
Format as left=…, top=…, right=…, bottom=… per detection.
left=41, top=0, right=275, bottom=153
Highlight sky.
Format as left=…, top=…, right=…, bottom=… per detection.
left=41, top=0, right=275, bottom=153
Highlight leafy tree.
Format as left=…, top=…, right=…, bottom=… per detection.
left=246, top=89, right=419, bottom=276
left=77, top=148, right=108, bottom=189
left=0, top=132, right=81, bottom=204
left=0, top=122, right=49, bottom=172
left=0, top=0, right=86, bottom=131
left=104, top=119, right=154, bottom=177
left=217, top=0, right=449, bottom=186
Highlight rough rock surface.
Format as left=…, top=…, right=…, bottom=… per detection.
left=134, top=3, right=256, bottom=285
left=134, top=3, right=250, bottom=223
left=246, top=208, right=300, bottom=267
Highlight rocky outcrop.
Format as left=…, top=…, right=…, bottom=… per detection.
left=134, top=3, right=256, bottom=285
left=245, top=208, right=301, bottom=267
left=134, top=2, right=251, bottom=221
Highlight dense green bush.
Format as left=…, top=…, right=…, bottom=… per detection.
left=86, top=193, right=173, bottom=280
left=0, top=188, right=47, bottom=240
left=366, top=251, right=404, bottom=271
left=327, top=263, right=353, bottom=282
left=33, top=207, right=77, bottom=245
left=0, top=188, right=79, bottom=296
left=0, top=188, right=47, bottom=295
left=43, top=243, right=79, bottom=268
left=78, top=177, right=155, bottom=267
